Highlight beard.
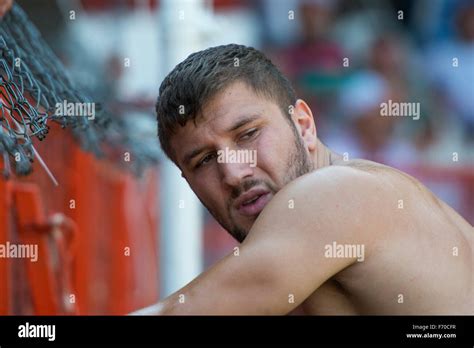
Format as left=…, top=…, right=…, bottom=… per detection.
left=206, top=127, right=314, bottom=243
left=283, top=125, right=315, bottom=186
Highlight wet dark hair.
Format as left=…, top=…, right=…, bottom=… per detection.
left=156, top=44, right=296, bottom=162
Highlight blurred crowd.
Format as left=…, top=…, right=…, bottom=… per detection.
left=258, top=0, right=474, bottom=168
left=19, top=0, right=472, bottom=168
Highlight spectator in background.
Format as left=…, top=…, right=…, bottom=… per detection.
left=326, top=71, right=419, bottom=167
left=426, top=1, right=474, bottom=143
left=270, top=0, right=345, bottom=131
left=368, top=33, right=437, bottom=160
left=282, top=0, right=342, bottom=76
left=369, top=34, right=409, bottom=103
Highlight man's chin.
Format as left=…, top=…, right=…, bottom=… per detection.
left=231, top=220, right=256, bottom=242
left=229, top=227, right=249, bottom=243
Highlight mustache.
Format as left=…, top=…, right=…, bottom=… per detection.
left=230, top=179, right=272, bottom=200
left=227, top=178, right=278, bottom=220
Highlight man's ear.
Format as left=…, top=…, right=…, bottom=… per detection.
left=291, top=99, right=317, bottom=152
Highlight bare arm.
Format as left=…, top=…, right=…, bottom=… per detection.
left=132, top=166, right=383, bottom=315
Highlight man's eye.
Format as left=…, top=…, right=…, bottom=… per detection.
left=239, top=128, right=258, bottom=141
left=195, top=153, right=216, bottom=169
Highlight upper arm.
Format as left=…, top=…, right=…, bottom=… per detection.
left=156, top=166, right=388, bottom=315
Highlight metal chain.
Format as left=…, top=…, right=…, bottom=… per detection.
left=0, top=4, right=160, bottom=178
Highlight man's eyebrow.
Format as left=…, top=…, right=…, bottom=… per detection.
left=183, top=145, right=210, bottom=167
left=225, top=114, right=260, bottom=133
left=182, top=115, right=261, bottom=167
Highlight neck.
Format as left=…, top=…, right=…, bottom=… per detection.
left=312, top=139, right=342, bottom=170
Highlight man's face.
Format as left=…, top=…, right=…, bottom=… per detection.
left=171, top=81, right=313, bottom=242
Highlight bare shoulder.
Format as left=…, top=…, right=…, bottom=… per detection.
left=278, top=158, right=402, bottom=208
left=248, top=159, right=400, bottom=245
left=251, top=157, right=471, bottom=246
left=332, top=158, right=428, bottom=198
left=334, top=159, right=473, bottom=231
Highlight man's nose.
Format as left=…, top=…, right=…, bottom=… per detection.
left=220, top=161, right=254, bottom=188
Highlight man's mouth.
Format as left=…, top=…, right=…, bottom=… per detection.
left=234, top=189, right=272, bottom=217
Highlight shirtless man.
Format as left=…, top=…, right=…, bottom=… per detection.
left=135, top=44, right=473, bottom=315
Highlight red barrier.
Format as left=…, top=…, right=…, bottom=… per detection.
left=0, top=123, right=159, bottom=315
left=0, top=179, right=12, bottom=314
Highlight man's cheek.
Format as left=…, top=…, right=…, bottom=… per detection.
left=203, top=192, right=228, bottom=219
left=257, top=133, right=287, bottom=164
left=191, top=176, right=216, bottom=198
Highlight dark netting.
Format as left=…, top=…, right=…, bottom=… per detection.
left=0, top=4, right=160, bottom=179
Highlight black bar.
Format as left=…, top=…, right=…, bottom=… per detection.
left=0, top=315, right=472, bottom=346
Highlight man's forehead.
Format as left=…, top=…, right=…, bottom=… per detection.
left=179, top=83, right=269, bottom=136
left=198, top=81, right=264, bottom=127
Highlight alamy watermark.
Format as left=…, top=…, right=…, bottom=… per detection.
left=217, top=147, right=257, bottom=167
left=0, top=242, right=38, bottom=262
left=18, top=322, right=55, bottom=341
left=55, top=100, right=95, bottom=120
left=380, top=99, right=420, bottom=120
left=324, top=241, right=365, bottom=262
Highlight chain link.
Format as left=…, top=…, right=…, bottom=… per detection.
left=0, top=4, right=160, bottom=178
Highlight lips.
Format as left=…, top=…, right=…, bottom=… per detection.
left=234, top=188, right=272, bottom=217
